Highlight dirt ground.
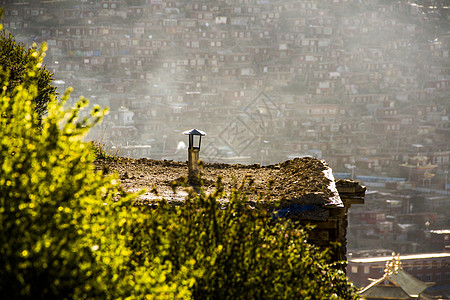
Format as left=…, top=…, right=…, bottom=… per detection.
left=94, top=156, right=338, bottom=207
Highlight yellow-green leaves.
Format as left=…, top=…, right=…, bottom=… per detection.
left=0, top=31, right=56, bottom=125
left=124, top=181, right=359, bottom=300
left=0, top=33, right=138, bottom=299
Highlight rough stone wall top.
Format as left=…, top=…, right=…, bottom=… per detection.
left=96, top=156, right=350, bottom=210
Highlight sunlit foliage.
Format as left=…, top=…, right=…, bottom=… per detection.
left=0, top=38, right=105, bottom=298
left=0, top=31, right=187, bottom=299
left=128, top=181, right=360, bottom=299
left=0, top=9, right=56, bottom=125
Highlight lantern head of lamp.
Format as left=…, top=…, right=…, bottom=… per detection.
left=182, top=129, right=206, bottom=185
left=182, top=128, right=206, bottom=150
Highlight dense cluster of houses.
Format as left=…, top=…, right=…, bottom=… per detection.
left=348, top=186, right=449, bottom=251
left=2, top=0, right=448, bottom=183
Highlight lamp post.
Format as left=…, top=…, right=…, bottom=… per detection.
left=182, top=128, right=206, bottom=185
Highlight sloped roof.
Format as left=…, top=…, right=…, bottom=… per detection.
left=362, top=285, right=415, bottom=299
left=361, top=256, right=433, bottom=299
left=389, top=270, right=429, bottom=297
left=182, top=128, right=206, bottom=136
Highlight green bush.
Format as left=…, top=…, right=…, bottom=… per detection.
left=0, top=40, right=107, bottom=298
left=0, top=37, right=192, bottom=299
left=0, top=27, right=359, bottom=299
left=127, top=180, right=359, bottom=300
left=0, top=12, right=56, bottom=124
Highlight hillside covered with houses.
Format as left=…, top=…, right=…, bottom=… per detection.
left=1, top=0, right=448, bottom=179
left=2, top=0, right=450, bottom=249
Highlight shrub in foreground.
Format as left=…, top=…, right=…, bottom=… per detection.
left=127, top=181, right=359, bottom=299
left=0, top=39, right=192, bottom=299
left=0, top=16, right=56, bottom=124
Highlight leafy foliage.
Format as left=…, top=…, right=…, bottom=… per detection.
left=0, top=28, right=359, bottom=299
left=0, top=35, right=193, bottom=299
left=0, top=25, right=56, bottom=124
left=0, top=40, right=105, bottom=298
left=127, top=180, right=359, bottom=300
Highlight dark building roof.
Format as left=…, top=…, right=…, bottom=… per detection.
left=361, top=255, right=435, bottom=300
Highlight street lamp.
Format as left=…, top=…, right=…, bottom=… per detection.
left=182, top=129, right=206, bottom=185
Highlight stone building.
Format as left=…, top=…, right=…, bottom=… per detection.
left=97, top=156, right=365, bottom=266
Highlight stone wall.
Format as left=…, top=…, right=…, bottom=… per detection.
left=299, top=180, right=365, bottom=270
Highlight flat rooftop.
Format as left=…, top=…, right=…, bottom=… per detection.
left=95, top=156, right=346, bottom=212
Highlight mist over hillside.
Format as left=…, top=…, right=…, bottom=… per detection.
left=2, top=0, right=449, bottom=178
